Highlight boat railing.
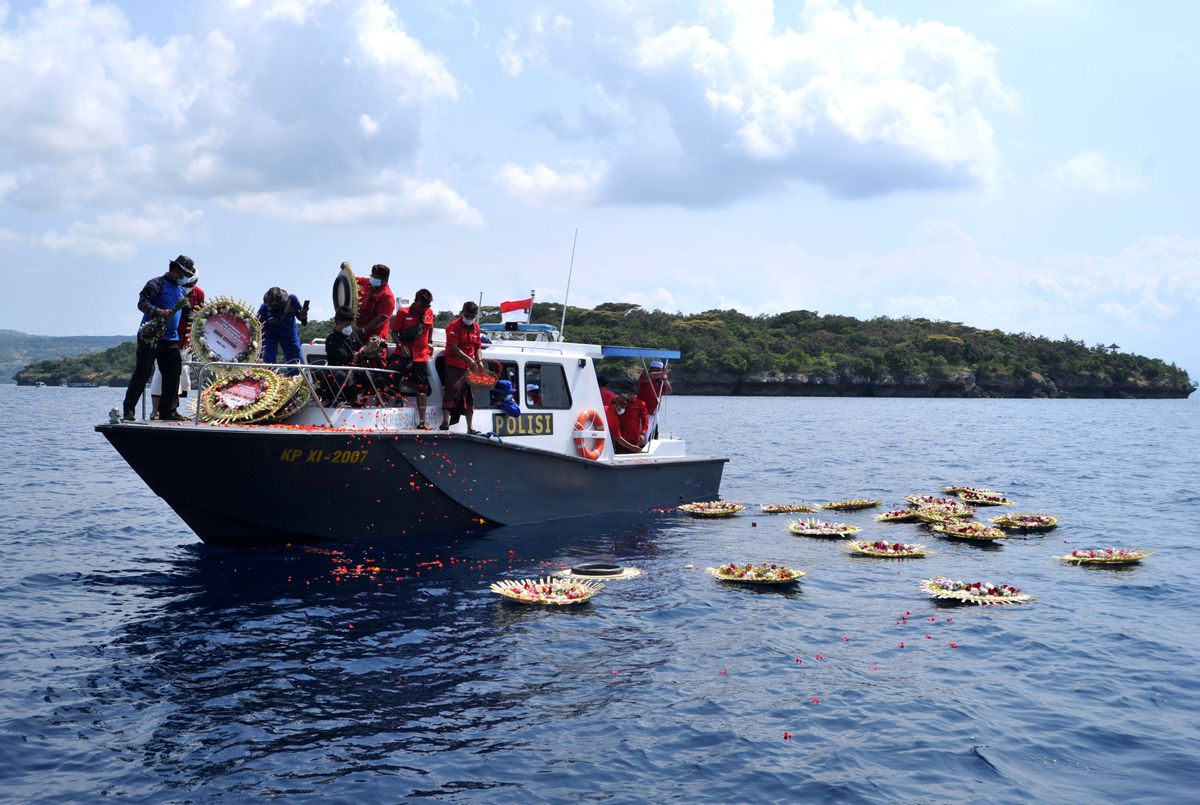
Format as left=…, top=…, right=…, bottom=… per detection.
left=191, top=359, right=407, bottom=426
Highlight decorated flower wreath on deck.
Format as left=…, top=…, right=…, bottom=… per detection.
left=787, top=518, right=861, bottom=538
left=930, top=521, right=1006, bottom=541
left=990, top=513, right=1058, bottom=531
left=921, top=577, right=1032, bottom=605
left=198, top=367, right=287, bottom=424
left=957, top=489, right=1015, bottom=506
left=679, top=501, right=745, bottom=517
left=820, top=498, right=881, bottom=511
left=1056, top=547, right=1154, bottom=565
left=256, top=374, right=311, bottom=424
left=876, top=508, right=920, bottom=522
left=191, top=296, right=262, bottom=364
left=760, top=503, right=820, bottom=514
left=490, top=577, right=604, bottom=605
left=846, top=540, right=928, bottom=558
left=708, top=562, right=804, bottom=584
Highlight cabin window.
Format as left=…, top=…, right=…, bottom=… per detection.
left=525, top=362, right=571, bottom=409
left=472, top=360, right=519, bottom=409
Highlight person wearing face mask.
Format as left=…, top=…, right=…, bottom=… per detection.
left=316, top=308, right=364, bottom=405
left=121, top=255, right=196, bottom=421
left=603, top=386, right=642, bottom=454
left=355, top=264, right=396, bottom=341
left=391, top=288, right=435, bottom=429
left=441, top=301, right=484, bottom=433
left=256, top=287, right=309, bottom=367
left=150, top=277, right=204, bottom=418
left=617, top=380, right=649, bottom=452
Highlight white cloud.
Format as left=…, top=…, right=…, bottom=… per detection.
left=222, top=176, right=482, bottom=227
left=40, top=204, right=205, bottom=261
left=501, top=0, right=1015, bottom=205
left=359, top=113, right=380, bottom=137
left=353, top=0, right=458, bottom=101
left=1045, top=149, right=1146, bottom=193
left=496, top=162, right=607, bottom=205
left=0, top=173, right=15, bottom=199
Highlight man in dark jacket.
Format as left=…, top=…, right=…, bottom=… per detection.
left=122, top=255, right=196, bottom=421
left=318, top=308, right=363, bottom=405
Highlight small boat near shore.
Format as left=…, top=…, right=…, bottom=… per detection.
left=97, top=322, right=726, bottom=546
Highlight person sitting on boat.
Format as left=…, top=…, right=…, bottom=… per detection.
left=257, top=287, right=309, bottom=367
left=441, top=301, right=484, bottom=434
left=490, top=379, right=521, bottom=417
left=355, top=264, right=395, bottom=341
left=316, top=308, right=363, bottom=405
left=603, top=386, right=643, bottom=455
left=150, top=277, right=203, bottom=418
left=526, top=382, right=542, bottom=407
left=391, top=287, right=435, bottom=429
left=121, top=255, right=196, bottom=422
left=637, top=359, right=671, bottom=442
left=618, top=380, right=649, bottom=452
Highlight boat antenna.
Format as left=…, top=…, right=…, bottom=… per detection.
left=559, top=228, right=578, bottom=338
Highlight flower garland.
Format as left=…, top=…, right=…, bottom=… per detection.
left=876, top=509, right=920, bottom=522
left=846, top=540, right=928, bottom=558
left=490, top=577, right=604, bottom=605
left=709, top=562, right=804, bottom=584
left=679, top=501, right=745, bottom=517
left=930, top=521, right=1006, bottom=540
left=1056, top=547, right=1154, bottom=565
left=787, top=518, right=861, bottom=537
left=199, top=367, right=286, bottom=424
left=191, top=296, right=262, bottom=364
left=957, top=489, right=1015, bottom=506
left=257, top=374, right=312, bottom=424
left=990, top=513, right=1058, bottom=531
left=922, top=577, right=1032, bottom=605
left=760, top=503, right=820, bottom=514
left=820, top=498, right=881, bottom=511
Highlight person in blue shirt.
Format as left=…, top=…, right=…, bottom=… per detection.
left=257, top=287, right=309, bottom=367
left=121, top=255, right=196, bottom=421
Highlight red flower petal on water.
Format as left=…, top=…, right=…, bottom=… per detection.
left=949, top=642, right=959, bottom=648
left=783, top=732, right=792, bottom=740
left=811, top=697, right=820, bottom=704
left=928, top=617, right=936, bottom=622
left=906, top=611, right=911, bottom=616
left=924, top=634, right=932, bottom=639
left=843, top=636, right=850, bottom=641
left=872, top=665, right=879, bottom=670
left=795, top=657, right=803, bottom=663
left=815, top=654, right=823, bottom=660
left=898, top=642, right=905, bottom=649
left=719, top=668, right=728, bottom=675
left=946, top=617, right=953, bottom=622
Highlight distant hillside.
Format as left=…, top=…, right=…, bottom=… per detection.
left=14, top=307, right=1195, bottom=398
left=0, top=329, right=131, bottom=383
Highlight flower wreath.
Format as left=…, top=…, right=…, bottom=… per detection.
left=1056, top=547, right=1154, bottom=565
left=956, top=490, right=1015, bottom=506
left=709, top=562, right=804, bottom=584
left=914, top=504, right=977, bottom=524
left=490, top=577, right=604, bottom=605
left=199, top=367, right=286, bottom=424
left=191, top=296, right=262, bottom=364
left=256, top=374, right=312, bottom=424
left=761, top=503, right=820, bottom=514
left=990, top=513, right=1058, bottom=531
left=820, top=498, right=881, bottom=511
left=679, top=501, right=745, bottom=517
left=930, top=521, right=1006, bottom=540
left=846, top=540, right=928, bottom=558
left=876, top=509, right=920, bottom=522
left=922, top=577, right=1032, bottom=605
left=787, top=518, right=861, bottom=537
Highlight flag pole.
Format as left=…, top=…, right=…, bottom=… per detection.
left=528, top=289, right=536, bottom=325
left=559, top=229, right=578, bottom=338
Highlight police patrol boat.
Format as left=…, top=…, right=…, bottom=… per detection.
left=97, top=319, right=726, bottom=547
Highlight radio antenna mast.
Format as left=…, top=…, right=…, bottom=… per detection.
left=559, top=229, right=578, bottom=338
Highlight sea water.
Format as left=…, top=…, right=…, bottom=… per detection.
left=1, top=386, right=1198, bottom=802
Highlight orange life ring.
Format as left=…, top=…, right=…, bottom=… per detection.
left=573, top=408, right=606, bottom=460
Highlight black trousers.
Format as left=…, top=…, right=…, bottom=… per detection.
left=124, top=341, right=182, bottom=416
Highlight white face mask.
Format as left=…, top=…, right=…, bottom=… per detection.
left=369, top=277, right=383, bottom=288
left=341, top=326, right=353, bottom=336
left=462, top=316, right=476, bottom=326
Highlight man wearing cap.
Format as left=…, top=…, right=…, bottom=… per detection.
left=392, top=288, right=435, bottom=429
left=637, top=359, right=672, bottom=443
left=356, top=264, right=396, bottom=341
left=525, top=382, right=542, bottom=407
left=121, top=255, right=196, bottom=421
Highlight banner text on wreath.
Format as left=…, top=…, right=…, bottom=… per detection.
left=208, top=314, right=252, bottom=360
left=492, top=413, right=554, bottom=436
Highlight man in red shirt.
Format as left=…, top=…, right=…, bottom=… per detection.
left=392, top=287, right=435, bottom=429
left=598, top=376, right=616, bottom=407
left=356, top=264, right=396, bottom=341
left=603, top=388, right=642, bottom=455
left=637, top=359, right=671, bottom=443
left=441, top=301, right=484, bottom=434
left=617, top=381, right=649, bottom=452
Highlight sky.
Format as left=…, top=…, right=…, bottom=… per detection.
left=1, top=0, right=1198, bottom=379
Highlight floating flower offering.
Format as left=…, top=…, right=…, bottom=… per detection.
left=930, top=521, right=1006, bottom=540
left=913, top=502, right=976, bottom=523
left=787, top=518, right=861, bottom=537
left=709, top=562, right=805, bottom=584
left=1057, top=547, right=1154, bottom=565
left=876, top=508, right=920, bottom=522
left=990, top=513, right=1058, bottom=531
left=846, top=540, right=928, bottom=558
left=922, top=577, right=1032, bottom=605
left=820, top=498, right=881, bottom=511
left=490, top=577, right=604, bottom=605
left=679, top=500, right=745, bottom=517
left=957, top=490, right=1015, bottom=506
left=760, top=503, right=820, bottom=514
left=906, top=495, right=962, bottom=508
left=942, top=485, right=999, bottom=496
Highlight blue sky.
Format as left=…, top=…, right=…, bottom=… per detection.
left=1, top=0, right=1197, bottom=379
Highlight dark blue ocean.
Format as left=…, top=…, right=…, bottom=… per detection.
left=2, top=386, right=1199, bottom=803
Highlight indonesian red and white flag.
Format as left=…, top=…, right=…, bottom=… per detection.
left=500, top=298, right=533, bottom=324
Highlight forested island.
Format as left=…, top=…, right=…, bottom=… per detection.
left=14, top=303, right=1195, bottom=398
left=0, top=329, right=131, bottom=384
